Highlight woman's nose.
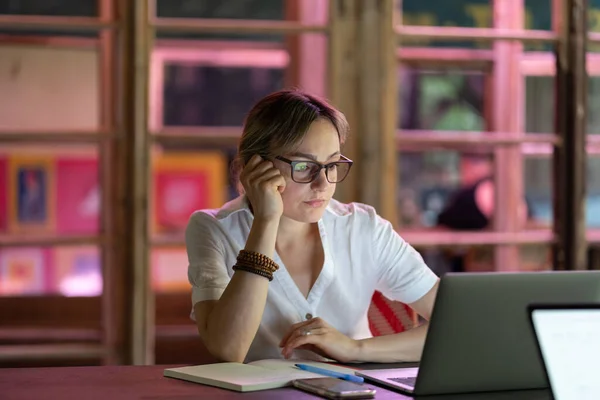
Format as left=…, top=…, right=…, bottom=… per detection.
left=311, top=168, right=329, bottom=190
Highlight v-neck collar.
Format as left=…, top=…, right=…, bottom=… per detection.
left=273, top=218, right=335, bottom=312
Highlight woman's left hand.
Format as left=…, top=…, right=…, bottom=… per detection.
left=279, top=317, right=360, bottom=363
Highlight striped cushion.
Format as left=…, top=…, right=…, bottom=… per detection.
left=368, top=291, right=417, bottom=336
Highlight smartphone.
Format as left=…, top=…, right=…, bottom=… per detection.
left=292, top=377, right=376, bottom=399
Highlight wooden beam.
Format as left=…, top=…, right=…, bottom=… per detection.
left=98, top=0, right=121, bottom=366
left=357, top=1, right=382, bottom=211
left=396, top=25, right=557, bottom=43
left=151, top=229, right=555, bottom=248
left=328, top=0, right=359, bottom=204
left=0, top=15, right=116, bottom=31
left=378, top=0, right=398, bottom=226
left=119, top=0, right=153, bottom=365
left=397, top=131, right=560, bottom=145
left=490, top=0, right=524, bottom=272
left=0, top=344, right=105, bottom=361
left=402, top=230, right=554, bottom=247
left=553, top=0, right=588, bottom=270
left=0, top=132, right=116, bottom=143
left=0, top=235, right=102, bottom=247
left=354, top=0, right=397, bottom=224
left=152, top=18, right=327, bottom=34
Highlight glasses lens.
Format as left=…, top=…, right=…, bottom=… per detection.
left=328, top=162, right=351, bottom=183
left=292, top=161, right=320, bottom=183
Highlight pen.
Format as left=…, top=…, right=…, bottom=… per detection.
left=295, top=363, right=364, bottom=384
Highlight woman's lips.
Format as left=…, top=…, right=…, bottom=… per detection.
left=304, top=199, right=326, bottom=208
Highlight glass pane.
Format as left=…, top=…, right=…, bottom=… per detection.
left=525, top=76, right=600, bottom=134
left=398, top=0, right=492, bottom=48
left=398, top=151, right=495, bottom=228
left=163, top=65, right=284, bottom=127
left=156, top=2, right=291, bottom=42
left=0, top=46, right=99, bottom=131
left=399, top=68, right=486, bottom=131
left=0, top=1, right=97, bottom=16
left=156, top=0, right=285, bottom=20
left=0, top=146, right=99, bottom=237
left=0, top=245, right=101, bottom=297
left=525, top=156, right=600, bottom=228
left=151, top=33, right=327, bottom=130
left=426, top=244, right=551, bottom=273
left=524, top=157, right=552, bottom=226
left=589, top=157, right=600, bottom=227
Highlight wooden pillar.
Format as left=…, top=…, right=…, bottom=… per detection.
left=120, top=0, right=154, bottom=364
left=356, top=0, right=397, bottom=224
left=492, top=0, right=523, bottom=271
left=329, top=0, right=397, bottom=223
left=329, top=0, right=359, bottom=204
left=553, top=0, right=588, bottom=270
left=98, top=0, right=123, bottom=365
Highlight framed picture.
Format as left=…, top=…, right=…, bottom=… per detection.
left=151, top=247, right=189, bottom=293
left=152, top=151, right=227, bottom=234
left=8, top=155, right=55, bottom=233
left=0, top=156, right=7, bottom=232
left=52, top=246, right=101, bottom=296
left=56, top=157, right=99, bottom=234
left=0, top=247, right=48, bottom=295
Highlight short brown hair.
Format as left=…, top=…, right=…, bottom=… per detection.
left=232, top=89, right=349, bottom=184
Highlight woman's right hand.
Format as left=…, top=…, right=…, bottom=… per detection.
left=240, top=155, right=286, bottom=221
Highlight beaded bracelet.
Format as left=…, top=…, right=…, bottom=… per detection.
left=236, top=250, right=279, bottom=273
left=232, top=250, right=279, bottom=281
left=233, top=264, right=274, bottom=281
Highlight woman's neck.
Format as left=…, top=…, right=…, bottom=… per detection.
left=276, top=215, right=316, bottom=248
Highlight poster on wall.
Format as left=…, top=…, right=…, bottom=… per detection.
left=0, top=247, right=48, bottom=295
left=52, top=246, right=101, bottom=297
left=0, top=156, right=6, bottom=232
left=8, top=155, right=55, bottom=234
left=56, top=158, right=99, bottom=234
left=152, top=151, right=226, bottom=234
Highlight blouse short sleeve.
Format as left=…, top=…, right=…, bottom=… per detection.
left=186, top=211, right=231, bottom=309
left=372, top=213, right=438, bottom=304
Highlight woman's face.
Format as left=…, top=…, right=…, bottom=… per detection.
left=274, top=118, right=341, bottom=223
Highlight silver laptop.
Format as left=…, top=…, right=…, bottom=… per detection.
left=529, top=304, right=600, bottom=400
left=356, top=271, right=600, bottom=396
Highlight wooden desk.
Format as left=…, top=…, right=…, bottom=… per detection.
left=0, top=364, right=551, bottom=400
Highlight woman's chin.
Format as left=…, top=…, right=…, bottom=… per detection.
left=285, top=208, right=327, bottom=224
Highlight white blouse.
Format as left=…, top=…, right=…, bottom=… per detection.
left=185, top=196, right=438, bottom=362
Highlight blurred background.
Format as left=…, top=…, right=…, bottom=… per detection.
left=0, top=0, right=597, bottom=368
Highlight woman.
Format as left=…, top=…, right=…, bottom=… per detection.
left=186, top=89, right=439, bottom=364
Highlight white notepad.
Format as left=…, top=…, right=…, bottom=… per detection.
left=164, top=359, right=358, bottom=392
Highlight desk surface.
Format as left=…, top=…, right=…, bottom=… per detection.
left=0, top=364, right=551, bottom=400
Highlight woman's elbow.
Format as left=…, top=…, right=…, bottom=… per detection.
left=198, top=326, right=248, bottom=363
left=203, top=336, right=248, bottom=363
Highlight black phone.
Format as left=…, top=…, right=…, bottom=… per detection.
left=292, top=377, right=376, bottom=399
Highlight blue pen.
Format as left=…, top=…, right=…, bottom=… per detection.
left=295, top=363, right=364, bottom=384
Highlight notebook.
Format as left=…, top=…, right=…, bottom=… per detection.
left=164, top=359, right=359, bottom=392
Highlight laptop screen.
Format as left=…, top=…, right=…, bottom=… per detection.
left=531, top=308, right=600, bottom=400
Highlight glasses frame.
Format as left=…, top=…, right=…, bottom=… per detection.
left=274, top=155, right=354, bottom=184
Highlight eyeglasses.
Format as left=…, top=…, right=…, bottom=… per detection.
left=274, top=155, right=353, bottom=184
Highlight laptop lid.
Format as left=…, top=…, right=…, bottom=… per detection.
left=413, top=271, right=600, bottom=395
left=528, top=304, right=600, bottom=400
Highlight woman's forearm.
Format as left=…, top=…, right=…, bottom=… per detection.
left=203, top=217, right=279, bottom=362
left=354, top=324, right=429, bottom=363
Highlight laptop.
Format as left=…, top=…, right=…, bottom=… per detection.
left=528, top=304, right=600, bottom=400
left=356, top=271, right=600, bottom=395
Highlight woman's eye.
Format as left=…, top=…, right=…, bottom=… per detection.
left=294, top=162, right=309, bottom=172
